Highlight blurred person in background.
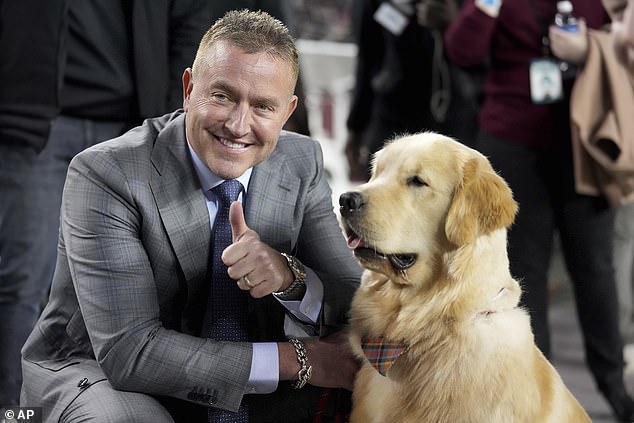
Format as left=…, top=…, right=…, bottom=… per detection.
left=0, top=0, right=207, bottom=408
left=569, top=0, right=634, bottom=347
left=445, top=0, right=634, bottom=421
left=344, top=0, right=482, bottom=181
left=613, top=0, right=634, bottom=73
left=0, top=0, right=68, bottom=406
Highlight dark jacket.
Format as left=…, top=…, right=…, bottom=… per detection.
left=0, top=0, right=68, bottom=152
left=346, top=0, right=436, bottom=133
left=0, top=0, right=208, bottom=153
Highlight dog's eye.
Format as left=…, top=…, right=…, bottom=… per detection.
left=407, top=176, right=428, bottom=187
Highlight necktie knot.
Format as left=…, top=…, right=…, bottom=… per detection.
left=212, top=180, right=243, bottom=207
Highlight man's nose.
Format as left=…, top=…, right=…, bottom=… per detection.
left=224, top=104, right=250, bottom=137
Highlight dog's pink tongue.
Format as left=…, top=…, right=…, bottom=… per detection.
left=347, top=235, right=363, bottom=249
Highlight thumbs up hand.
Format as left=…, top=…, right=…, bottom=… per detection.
left=223, top=201, right=294, bottom=298
left=229, top=201, right=257, bottom=244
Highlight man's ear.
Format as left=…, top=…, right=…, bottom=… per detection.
left=282, top=94, right=299, bottom=124
left=445, top=157, right=518, bottom=246
left=182, top=67, right=193, bottom=111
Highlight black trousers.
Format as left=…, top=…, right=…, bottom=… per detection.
left=476, top=130, right=625, bottom=391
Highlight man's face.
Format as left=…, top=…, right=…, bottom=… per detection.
left=183, top=40, right=298, bottom=179
left=612, top=0, right=634, bottom=76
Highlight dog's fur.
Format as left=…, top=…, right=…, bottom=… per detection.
left=340, top=133, right=590, bottom=423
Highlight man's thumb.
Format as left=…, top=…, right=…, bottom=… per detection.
left=229, top=201, right=249, bottom=242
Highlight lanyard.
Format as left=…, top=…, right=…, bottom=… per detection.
left=528, top=0, right=557, bottom=56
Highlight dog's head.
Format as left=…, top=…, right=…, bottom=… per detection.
left=339, top=132, right=517, bottom=284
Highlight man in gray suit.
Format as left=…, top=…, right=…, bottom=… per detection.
left=20, top=10, right=362, bottom=423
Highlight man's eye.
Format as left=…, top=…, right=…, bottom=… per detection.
left=212, top=93, right=229, bottom=101
left=256, top=103, right=274, bottom=112
left=407, top=176, right=428, bottom=187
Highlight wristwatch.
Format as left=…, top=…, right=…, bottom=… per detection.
left=274, top=253, right=307, bottom=301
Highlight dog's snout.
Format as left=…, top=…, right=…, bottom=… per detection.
left=339, top=191, right=364, bottom=217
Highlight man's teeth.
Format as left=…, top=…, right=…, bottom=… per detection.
left=219, top=138, right=246, bottom=149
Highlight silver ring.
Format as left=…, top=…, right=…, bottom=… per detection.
left=243, top=275, right=254, bottom=288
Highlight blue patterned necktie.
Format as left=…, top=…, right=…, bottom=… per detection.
left=206, top=179, right=249, bottom=423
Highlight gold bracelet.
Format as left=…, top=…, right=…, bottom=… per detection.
left=289, top=338, right=312, bottom=389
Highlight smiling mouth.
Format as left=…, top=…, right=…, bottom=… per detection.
left=345, top=225, right=417, bottom=271
left=216, top=135, right=249, bottom=150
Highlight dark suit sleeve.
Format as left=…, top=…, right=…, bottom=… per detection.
left=133, top=0, right=208, bottom=117
left=346, top=0, right=383, bottom=133
left=166, top=0, right=209, bottom=110
left=0, top=0, right=66, bottom=152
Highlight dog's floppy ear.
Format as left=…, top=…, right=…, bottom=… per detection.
left=445, top=157, right=518, bottom=246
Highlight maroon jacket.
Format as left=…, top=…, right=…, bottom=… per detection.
left=444, top=0, right=607, bottom=148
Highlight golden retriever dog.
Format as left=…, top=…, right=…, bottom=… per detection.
left=339, top=133, right=590, bottom=423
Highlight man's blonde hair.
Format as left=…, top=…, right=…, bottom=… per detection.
left=192, top=9, right=299, bottom=83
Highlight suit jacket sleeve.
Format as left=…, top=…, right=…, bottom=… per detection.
left=292, top=141, right=363, bottom=334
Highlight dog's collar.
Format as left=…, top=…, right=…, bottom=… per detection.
left=361, top=336, right=409, bottom=376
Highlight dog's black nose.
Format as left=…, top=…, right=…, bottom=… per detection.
left=339, top=191, right=364, bottom=217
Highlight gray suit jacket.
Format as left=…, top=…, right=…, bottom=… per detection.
left=20, top=111, right=361, bottom=422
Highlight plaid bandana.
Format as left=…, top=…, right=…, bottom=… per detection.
left=361, top=336, right=408, bottom=377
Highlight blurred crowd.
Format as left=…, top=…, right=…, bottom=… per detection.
left=1, top=0, right=634, bottom=421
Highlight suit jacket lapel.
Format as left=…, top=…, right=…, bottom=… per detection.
left=149, top=113, right=211, bottom=293
left=246, top=146, right=300, bottom=253
left=245, top=146, right=301, bottom=341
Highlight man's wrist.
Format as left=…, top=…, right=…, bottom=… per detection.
left=288, top=338, right=312, bottom=389
left=274, top=253, right=307, bottom=300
